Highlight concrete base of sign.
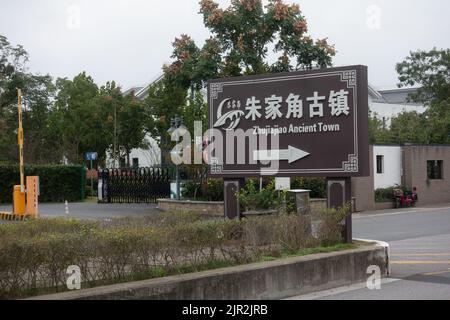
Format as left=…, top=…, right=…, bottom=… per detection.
left=157, top=199, right=224, bottom=216
left=327, top=177, right=352, bottom=243
left=286, top=189, right=311, bottom=215
left=224, top=178, right=245, bottom=219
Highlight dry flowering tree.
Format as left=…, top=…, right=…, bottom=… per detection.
left=163, top=0, right=336, bottom=90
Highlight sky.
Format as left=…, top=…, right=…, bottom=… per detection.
left=0, top=0, right=449, bottom=91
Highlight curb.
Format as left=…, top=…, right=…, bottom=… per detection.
left=27, top=240, right=389, bottom=300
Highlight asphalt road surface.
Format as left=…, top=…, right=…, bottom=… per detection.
left=288, top=204, right=450, bottom=300
left=0, top=201, right=161, bottom=220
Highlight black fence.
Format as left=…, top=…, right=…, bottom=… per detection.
left=99, top=166, right=207, bottom=204
left=99, top=167, right=171, bottom=203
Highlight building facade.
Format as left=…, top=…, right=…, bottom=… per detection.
left=353, top=144, right=450, bottom=211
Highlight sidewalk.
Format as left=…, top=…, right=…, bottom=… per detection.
left=354, top=202, right=450, bottom=218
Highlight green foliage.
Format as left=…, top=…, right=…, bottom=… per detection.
left=291, top=177, right=326, bottom=198
left=147, top=0, right=335, bottom=152
left=370, top=110, right=429, bottom=145
left=315, top=204, right=349, bottom=246
left=0, top=164, right=85, bottom=203
left=195, top=0, right=335, bottom=77
left=375, top=187, right=395, bottom=203
left=182, top=178, right=224, bottom=201
left=368, top=111, right=392, bottom=144
left=370, top=48, right=450, bottom=145
left=396, top=48, right=450, bottom=105
left=374, top=185, right=408, bottom=203
left=236, top=179, right=283, bottom=211
left=0, top=34, right=147, bottom=167
left=389, top=111, right=428, bottom=144
left=0, top=210, right=347, bottom=298
left=0, top=35, right=58, bottom=164
left=144, top=79, right=206, bottom=163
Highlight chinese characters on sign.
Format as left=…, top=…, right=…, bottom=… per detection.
left=207, top=65, right=369, bottom=178
left=239, top=90, right=349, bottom=122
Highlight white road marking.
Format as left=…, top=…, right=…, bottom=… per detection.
left=353, top=206, right=450, bottom=219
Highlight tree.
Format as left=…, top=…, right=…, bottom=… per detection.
left=368, top=111, right=391, bottom=144
left=147, top=0, right=336, bottom=153
left=397, top=48, right=450, bottom=104
left=165, top=0, right=335, bottom=87
left=0, top=34, right=58, bottom=163
left=116, top=91, right=146, bottom=166
left=396, top=48, right=450, bottom=144
left=389, top=111, right=428, bottom=144
left=54, top=72, right=110, bottom=164
left=22, top=74, right=57, bottom=163
left=144, top=79, right=188, bottom=164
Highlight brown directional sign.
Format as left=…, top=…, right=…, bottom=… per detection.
left=207, top=65, right=369, bottom=178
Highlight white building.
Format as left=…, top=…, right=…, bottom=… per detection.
left=369, top=86, right=426, bottom=127
left=372, top=145, right=403, bottom=189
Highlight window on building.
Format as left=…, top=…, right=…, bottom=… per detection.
left=376, top=155, right=384, bottom=174
left=132, top=158, right=139, bottom=168
left=427, top=160, right=443, bottom=180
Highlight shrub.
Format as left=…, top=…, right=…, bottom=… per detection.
left=291, top=177, right=326, bottom=198
left=182, top=179, right=224, bottom=201
left=236, top=179, right=283, bottom=211
left=315, top=204, right=349, bottom=246
left=374, top=185, right=409, bottom=202
left=0, top=209, right=347, bottom=299
left=0, top=164, right=85, bottom=203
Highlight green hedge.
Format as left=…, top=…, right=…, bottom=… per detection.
left=0, top=209, right=347, bottom=298
left=0, top=165, right=85, bottom=203
left=291, top=177, right=327, bottom=198
left=375, top=185, right=409, bottom=203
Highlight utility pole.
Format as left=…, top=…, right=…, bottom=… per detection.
left=113, top=102, right=117, bottom=168
left=17, top=89, right=25, bottom=193
left=168, top=115, right=183, bottom=200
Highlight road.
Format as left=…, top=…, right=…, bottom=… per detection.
left=288, top=205, right=450, bottom=300
left=0, top=201, right=161, bottom=220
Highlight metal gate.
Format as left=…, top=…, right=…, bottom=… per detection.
left=99, top=167, right=172, bottom=203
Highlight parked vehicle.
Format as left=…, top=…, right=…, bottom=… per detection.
left=393, top=187, right=418, bottom=208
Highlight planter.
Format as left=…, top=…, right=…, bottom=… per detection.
left=242, top=209, right=278, bottom=217
left=157, top=198, right=224, bottom=216
left=28, top=240, right=389, bottom=300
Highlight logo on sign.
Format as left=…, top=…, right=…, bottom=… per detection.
left=213, top=98, right=244, bottom=130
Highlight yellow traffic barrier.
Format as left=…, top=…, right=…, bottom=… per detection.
left=0, top=90, right=40, bottom=222
left=26, top=176, right=39, bottom=218
left=13, top=185, right=26, bottom=215
left=0, top=212, right=31, bottom=221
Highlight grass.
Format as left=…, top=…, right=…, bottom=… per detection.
left=260, top=243, right=355, bottom=261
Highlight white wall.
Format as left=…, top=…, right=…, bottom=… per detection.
left=373, top=146, right=402, bottom=189
left=128, top=134, right=161, bottom=167
left=106, top=134, right=161, bottom=168
left=369, top=102, right=426, bottom=127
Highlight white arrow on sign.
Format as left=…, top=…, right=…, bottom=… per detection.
left=253, top=146, right=310, bottom=164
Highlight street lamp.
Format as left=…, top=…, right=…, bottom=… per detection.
left=167, top=115, right=183, bottom=200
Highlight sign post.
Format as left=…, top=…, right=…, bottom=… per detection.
left=85, top=152, right=98, bottom=198
left=207, top=65, right=369, bottom=243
